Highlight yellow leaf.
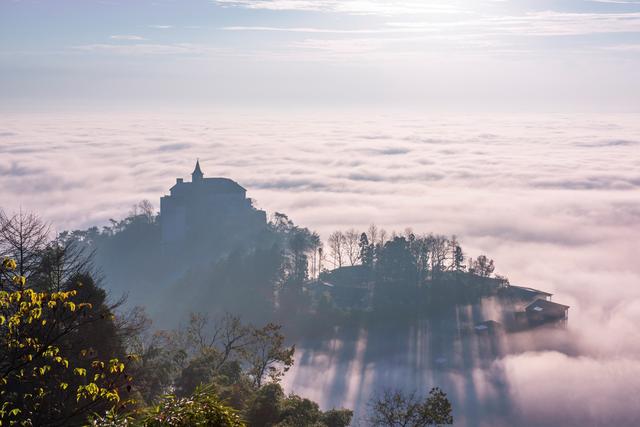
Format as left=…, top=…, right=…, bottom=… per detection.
left=2, top=258, right=17, bottom=270
left=11, top=275, right=26, bottom=287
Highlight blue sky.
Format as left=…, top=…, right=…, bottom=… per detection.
left=1, top=0, right=640, bottom=111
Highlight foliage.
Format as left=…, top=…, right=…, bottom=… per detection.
left=1, top=208, right=465, bottom=426
left=368, top=388, right=453, bottom=427
left=0, top=259, right=133, bottom=426
left=0, top=211, right=50, bottom=279
left=244, top=383, right=352, bottom=427
left=317, top=228, right=504, bottom=315
left=132, top=312, right=295, bottom=405
left=468, top=255, right=495, bottom=278
left=141, top=386, right=245, bottom=427
left=243, top=383, right=284, bottom=427
left=244, top=323, right=295, bottom=388
left=359, top=233, right=374, bottom=269
left=91, top=386, right=244, bottom=427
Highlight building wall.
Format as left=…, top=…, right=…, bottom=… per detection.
left=160, top=196, right=187, bottom=243
left=160, top=181, right=265, bottom=244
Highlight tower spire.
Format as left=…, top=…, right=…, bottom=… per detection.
left=192, top=159, right=203, bottom=182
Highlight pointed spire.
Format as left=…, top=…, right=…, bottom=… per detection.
left=192, top=159, right=204, bottom=182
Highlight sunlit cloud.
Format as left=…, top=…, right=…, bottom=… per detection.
left=72, top=43, right=218, bottom=55
left=1, top=111, right=640, bottom=425
left=109, top=35, right=147, bottom=41
left=215, top=0, right=466, bottom=15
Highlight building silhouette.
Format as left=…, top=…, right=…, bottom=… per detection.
left=160, top=160, right=266, bottom=243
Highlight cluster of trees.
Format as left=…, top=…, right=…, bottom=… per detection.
left=0, top=210, right=453, bottom=426
left=368, top=388, right=453, bottom=427
left=303, top=227, right=504, bottom=313
left=117, top=311, right=356, bottom=427
left=325, top=226, right=495, bottom=279
left=0, top=211, right=139, bottom=426
left=62, top=202, right=504, bottom=326
left=62, top=206, right=319, bottom=325
left=134, top=312, right=295, bottom=401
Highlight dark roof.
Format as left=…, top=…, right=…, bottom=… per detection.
left=502, top=285, right=552, bottom=300
left=202, top=177, right=246, bottom=193
left=525, top=299, right=569, bottom=317
left=321, top=265, right=369, bottom=288
left=170, top=177, right=246, bottom=194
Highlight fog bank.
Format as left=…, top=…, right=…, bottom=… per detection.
left=1, top=111, right=639, bottom=425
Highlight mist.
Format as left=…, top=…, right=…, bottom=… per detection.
left=1, top=111, right=639, bottom=425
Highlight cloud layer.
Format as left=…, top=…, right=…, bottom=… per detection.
left=1, top=111, right=640, bottom=425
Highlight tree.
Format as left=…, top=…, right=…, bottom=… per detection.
left=343, top=229, right=361, bottom=266
left=277, top=394, right=351, bottom=427
left=359, top=233, right=374, bottom=269
left=167, top=313, right=294, bottom=395
left=288, top=231, right=314, bottom=285
left=412, top=237, right=430, bottom=285
left=368, top=388, right=453, bottom=427
left=367, top=224, right=379, bottom=249
left=244, top=323, right=295, bottom=388
left=270, top=213, right=295, bottom=234
left=327, top=232, right=345, bottom=268
left=322, top=408, right=354, bottom=427
left=137, top=200, right=156, bottom=224
left=453, top=246, right=465, bottom=272
left=243, top=383, right=352, bottom=427
left=186, top=313, right=251, bottom=367
left=244, top=383, right=284, bottom=427
left=92, top=385, right=245, bottom=427
left=128, top=329, right=183, bottom=405
left=376, top=237, right=417, bottom=286
left=470, top=255, right=495, bottom=277
left=427, top=235, right=448, bottom=278
left=174, top=313, right=254, bottom=396
left=33, top=237, right=93, bottom=292
left=0, top=259, right=133, bottom=426
left=0, top=210, right=50, bottom=279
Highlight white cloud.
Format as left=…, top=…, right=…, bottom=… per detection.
left=215, top=0, right=466, bottom=15
left=109, top=35, right=147, bottom=41
left=1, top=111, right=640, bottom=424
left=220, top=10, right=640, bottom=58
left=72, top=43, right=216, bottom=55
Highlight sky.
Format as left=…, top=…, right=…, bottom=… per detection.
left=1, top=0, right=640, bottom=112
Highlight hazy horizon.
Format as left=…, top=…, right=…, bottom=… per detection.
left=2, top=0, right=640, bottom=112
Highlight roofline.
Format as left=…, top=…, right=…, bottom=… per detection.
left=508, top=285, right=553, bottom=296
left=167, top=177, right=246, bottom=193
left=203, top=177, right=246, bottom=192
left=526, top=298, right=570, bottom=309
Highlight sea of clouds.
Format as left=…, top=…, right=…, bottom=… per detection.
left=1, top=111, right=639, bottom=425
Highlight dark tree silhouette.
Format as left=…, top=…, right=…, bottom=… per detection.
left=0, top=210, right=50, bottom=279
left=368, top=388, right=453, bottom=427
